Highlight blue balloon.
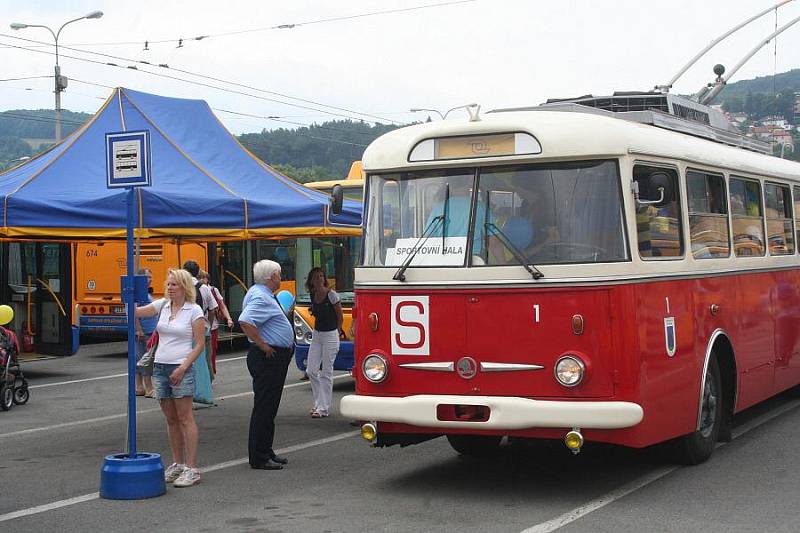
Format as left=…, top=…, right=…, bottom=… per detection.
left=502, top=216, right=533, bottom=250
left=276, top=290, right=295, bottom=313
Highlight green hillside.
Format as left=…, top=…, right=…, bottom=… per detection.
left=0, top=109, right=91, bottom=139
left=238, top=120, right=400, bottom=182
left=714, top=68, right=800, bottom=99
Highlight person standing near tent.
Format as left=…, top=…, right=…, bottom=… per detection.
left=135, top=268, right=206, bottom=487
left=134, top=268, right=156, bottom=398
left=198, top=270, right=233, bottom=375
left=305, top=267, right=344, bottom=418
left=238, top=259, right=294, bottom=470
left=183, top=261, right=217, bottom=401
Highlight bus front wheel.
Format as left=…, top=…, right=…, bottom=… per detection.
left=446, top=435, right=502, bottom=456
left=673, top=355, right=722, bottom=465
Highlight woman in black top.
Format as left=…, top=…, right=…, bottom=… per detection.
left=305, top=267, right=344, bottom=417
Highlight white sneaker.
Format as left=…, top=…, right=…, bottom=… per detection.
left=173, top=467, right=201, bottom=487
left=164, top=462, right=185, bottom=483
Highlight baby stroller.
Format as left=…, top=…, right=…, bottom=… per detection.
left=0, top=305, right=29, bottom=411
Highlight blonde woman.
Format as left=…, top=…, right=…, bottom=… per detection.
left=135, top=268, right=206, bottom=488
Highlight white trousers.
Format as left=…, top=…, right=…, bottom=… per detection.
left=307, top=329, right=340, bottom=414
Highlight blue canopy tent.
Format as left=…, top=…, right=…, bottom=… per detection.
left=0, top=88, right=361, bottom=239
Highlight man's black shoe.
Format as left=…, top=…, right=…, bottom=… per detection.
left=270, top=455, right=289, bottom=465
left=250, top=460, right=283, bottom=470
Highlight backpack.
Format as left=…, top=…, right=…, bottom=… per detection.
left=195, top=281, right=205, bottom=311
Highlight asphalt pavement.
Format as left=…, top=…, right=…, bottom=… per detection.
left=1, top=342, right=799, bottom=533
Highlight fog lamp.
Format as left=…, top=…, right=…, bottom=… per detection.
left=564, top=429, right=584, bottom=454
left=361, top=423, right=377, bottom=442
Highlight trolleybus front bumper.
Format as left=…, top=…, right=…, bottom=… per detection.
left=340, top=394, right=643, bottom=430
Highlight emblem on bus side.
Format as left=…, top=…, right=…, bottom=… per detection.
left=391, top=296, right=430, bottom=356
left=664, top=317, right=676, bottom=357
left=456, top=357, right=478, bottom=379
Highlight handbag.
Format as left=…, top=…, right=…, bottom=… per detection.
left=210, top=286, right=229, bottom=325
left=136, top=331, right=158, bottom=368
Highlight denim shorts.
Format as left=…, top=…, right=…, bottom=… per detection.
left=153, top=363, right=195, bottom=400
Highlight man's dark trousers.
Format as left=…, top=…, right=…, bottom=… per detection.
left=247, top=344, right=293, bottom=465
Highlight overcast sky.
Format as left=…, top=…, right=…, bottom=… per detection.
left=1, top=0, right=799, bottom=134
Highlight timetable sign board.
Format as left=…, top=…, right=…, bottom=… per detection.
left=105, top=130, right=151, bottom=188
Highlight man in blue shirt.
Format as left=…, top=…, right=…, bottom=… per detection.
left=238, top=259, right=295, bottom=470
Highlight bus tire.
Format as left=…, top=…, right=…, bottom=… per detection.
left=0, top=385, right=13, bottom=411
left=446, top=435, right=502, bottom=456
left=673, top=355, right=722, bottom=465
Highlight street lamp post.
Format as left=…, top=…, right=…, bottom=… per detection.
left=10, top=10, right=103, bottom=142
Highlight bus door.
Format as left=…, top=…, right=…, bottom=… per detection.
left=219, top=241, right=250, bottom=319
left=34, top=243, right=74, bottom=356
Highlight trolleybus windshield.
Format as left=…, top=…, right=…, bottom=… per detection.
left=363, top=160, right=628, bottom=267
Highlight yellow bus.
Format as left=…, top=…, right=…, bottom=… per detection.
left=75, top=241, right=208, bottom=336
left=292, top=162, right=364, bottom=371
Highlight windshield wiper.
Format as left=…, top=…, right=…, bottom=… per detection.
left=441, top=183, right=450, bottom=251
left=484, top=222, right=543, bottom=280
left=392, top=215, right=445, bottom=281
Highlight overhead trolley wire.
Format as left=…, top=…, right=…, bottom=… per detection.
left=0, top=33, right=399, bottom=125
left=0, top=75, right=53, bottom=82
left=213, top=108, right=390, bottom=137
left=45, top=0, right=479, bottom=47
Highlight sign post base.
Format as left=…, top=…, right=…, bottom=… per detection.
left=99, top=452, right=166, bottom=500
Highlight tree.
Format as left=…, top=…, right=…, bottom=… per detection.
left=271, top=163, right=336, bottom=183
left=0, top=136, right=33, bottom=170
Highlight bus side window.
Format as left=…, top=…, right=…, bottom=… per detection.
left=730, top=177, right=765, bottom=257
left=687, top=170, right=729, bottom=259
left=764, top=183, right=794, bottom=256
left=633, top=165, right=683, bottom=259
left=794, top=186, right=800, bottom=254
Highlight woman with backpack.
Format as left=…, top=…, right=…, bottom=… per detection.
left=198, top=270, right=234, bottom=375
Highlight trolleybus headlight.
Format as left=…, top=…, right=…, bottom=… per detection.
left=363, top=354, right=388, bottom=383
left=554, top=355, right=585, bottom=387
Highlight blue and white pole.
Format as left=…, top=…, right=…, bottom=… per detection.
left=100, top=132, right=165, bottom=499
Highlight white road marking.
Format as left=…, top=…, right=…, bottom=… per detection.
left=520, top=398, right=800, bottom=533
left=0, top=493, right=101, bottom=523
left=29, top=355, right=248, bottom=389
left=0, top=430, right=358, bottom=523
left=30, top=374, right=128, bottom=389
left=202, top=431, right=360, bottom=473
left=0, top=374, right=351, bottom=439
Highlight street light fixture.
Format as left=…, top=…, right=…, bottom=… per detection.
left=10, top=10, right=104, bottom=142
left=0, top=156, right=31, bottom=171
left=410, top=107, right=445, bottom=120
left=410, top=103, right=479, bottom=121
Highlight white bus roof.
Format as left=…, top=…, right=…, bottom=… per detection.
left=362, top=109, right=800, bottom=181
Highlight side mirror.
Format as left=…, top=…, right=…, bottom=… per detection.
left=650, top=172, right=676, bottom=204
left=634, top=172, right=675, bottom=206
left=331, top=184, right=344, bottom=215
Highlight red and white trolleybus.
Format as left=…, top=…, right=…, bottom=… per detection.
left=340, top=93, right=800, bottom=464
